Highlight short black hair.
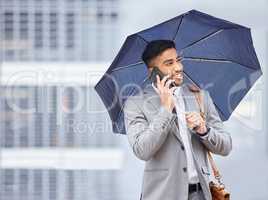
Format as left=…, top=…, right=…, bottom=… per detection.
left=142, top=40, right=176, bottom=68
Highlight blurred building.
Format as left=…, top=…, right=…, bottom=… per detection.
left=0, top=168, right=122, bottom=200
left=0, top=0, right=121, bottom=148
left=0, top=85, right=118, bottom=148
left=1, top=1, right=268, bottom=199
left=1, top=0, right=119, bottom=62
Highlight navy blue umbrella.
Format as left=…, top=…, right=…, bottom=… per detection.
left=95, top=9, right=262, bottom=134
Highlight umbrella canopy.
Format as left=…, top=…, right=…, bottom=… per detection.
left=95, top=9, right=262, bottom=134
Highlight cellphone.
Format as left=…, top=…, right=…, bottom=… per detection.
left=149, top=67, right=176, bottom=88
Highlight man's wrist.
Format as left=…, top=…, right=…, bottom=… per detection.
left=196, top=126, right=210, bottom=136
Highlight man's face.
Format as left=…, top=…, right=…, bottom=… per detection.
left=148, top=48, right=184, bottom=86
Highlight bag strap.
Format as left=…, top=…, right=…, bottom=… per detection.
left=191, top=89, right=223, bottom=185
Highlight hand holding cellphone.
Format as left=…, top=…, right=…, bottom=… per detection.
left=149, top=67, right=176, bottom=88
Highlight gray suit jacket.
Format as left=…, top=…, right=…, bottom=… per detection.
left=124, top=83, right=232, bottom=200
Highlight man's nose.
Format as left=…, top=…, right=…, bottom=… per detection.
left=173, top=63, right=181, bottom=72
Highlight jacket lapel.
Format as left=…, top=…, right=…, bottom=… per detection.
left=143, top=84, right=160, bottom=111
left=143, top=83, right=184, bottom=145
left=143, top=83, right=204, bottom=170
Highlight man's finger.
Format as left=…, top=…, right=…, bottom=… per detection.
left=186, top=112, right=200, bottom=118
left=165, top=79, right=175, bottom=89
left=156, top=75, right=160, bottom=84
left=186, top=114, right=198, bottom=119
left=170, top=86, right=177, bottom=94
left=161, top=74, right=170, bottom=86
left=156, top=75, right=161, bottom=90
left=186, top=115, right=201, bottom=123
left=187, top=118, right=196, bottom=122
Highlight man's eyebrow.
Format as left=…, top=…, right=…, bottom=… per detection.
left=162, top=56, right=182, bottom=64
left=162, top=59, right=173, bottom=64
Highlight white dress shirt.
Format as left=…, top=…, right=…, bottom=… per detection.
left=173, top=86, right=199, bottom=184
left=151, top=83, right=199, bottom=184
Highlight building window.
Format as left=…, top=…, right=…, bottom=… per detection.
left=65, top=13, right=75, bottom=49
left=5, top=50, right=15, bottom=61
left=19, top=12, right=28, bottom=39
left=34, top=12, right=43, bottom=49
left=4, top=12, right=14, bottom=40
left=49, top=13, right=58, bottom=49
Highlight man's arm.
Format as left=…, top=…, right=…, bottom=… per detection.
left=197, top=91, right=232, bottom=156
left=124, top=97, right=176, bottom=161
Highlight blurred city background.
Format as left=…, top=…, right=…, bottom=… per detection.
left=0, top=0, right=268, bottom=199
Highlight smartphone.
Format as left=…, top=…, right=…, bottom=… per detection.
left=149, top=67, right=176, bottom=88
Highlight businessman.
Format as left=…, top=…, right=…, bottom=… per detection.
left=124, top=40, right=232, bottom=200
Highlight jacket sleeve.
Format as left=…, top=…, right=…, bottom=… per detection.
left=197, top=91, right=232, bottom=156
left=124, top=97, right=177, bottom=161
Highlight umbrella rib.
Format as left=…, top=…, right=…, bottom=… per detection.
left=184, top=69, right=228, bottom=120
left=211, top=100, right=228, bottom=121
left=180, top=29, right=223, bottom=50
left=180, top=27, right=242, bottom=52
left=172, top=15, right=184, bottom=41
left=183, top=70, right=201, bottom=89
left=137, top=34, right=149, bottom=44
left=111, top=61, right=144, bottom=72
left=115, top=77, right=149, bottom=123
left=182, top=57, right=256, bottom=71
left=110, top=34, right=148, bottom=73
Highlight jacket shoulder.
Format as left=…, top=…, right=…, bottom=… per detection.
left=124, top=93, right=145, bottom=110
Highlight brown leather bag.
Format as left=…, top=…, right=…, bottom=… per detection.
left=191, top=87, right=230, bottom=200
left=207, top=152, right=230, bottom=200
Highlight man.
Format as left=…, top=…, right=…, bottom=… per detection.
left=123, top=40, right=232, bottom=200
